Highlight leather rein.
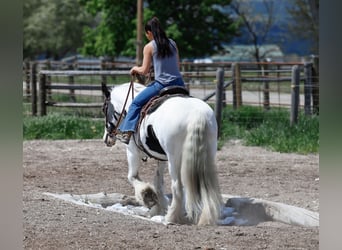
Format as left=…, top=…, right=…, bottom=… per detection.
left=104, top=76, right=135, bottom=138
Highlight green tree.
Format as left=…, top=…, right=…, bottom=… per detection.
left=146, top=0, right=238, bottom=58
left=79, top=0, right=239, bottom=58
left=230, top=0, right=276, bottom=63
left=23, top=0, right=93, bottom=59
left=79, top=0, right=137, bottom=58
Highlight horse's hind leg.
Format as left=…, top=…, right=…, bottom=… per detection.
left=126, top=147, right=158, bottom=209
left=150, top=161, right=169, bottom=216
left=165, top=160, right=187, bottom=224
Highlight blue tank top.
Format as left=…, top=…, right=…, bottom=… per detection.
left=151, top=39, right=182, bottom=84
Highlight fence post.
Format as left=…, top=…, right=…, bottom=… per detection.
left=262, top=63, right=270, bottom=110
left=46, top=60, right=52, bottom=101
left=101, top=59, right=107, bottom=86
left=222, top=87, right=227, bottom=108
left=290, top=65, right=300, bottom=125
left=276, top=64, right=281, bottom=107
left=73, top=57, right=78, bottom=70
left=30, top=62, right=37, bottom=116
left=311, top=55, right=319, bottom=115
left=215, top=68, right=224, bottom=138
left=39, top=72, right=47, bottom=116
left=232, top=63, right=242, bottom=109
left=24, top=60, right=31, bottom=101
left=304, top=62, right=312, bottom=115
left=66, top=64, right=76, bottom=102
left=69, top=74, right=76, bottom=102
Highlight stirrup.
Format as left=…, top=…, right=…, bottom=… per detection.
left=116, top=132, right=132, bottom=144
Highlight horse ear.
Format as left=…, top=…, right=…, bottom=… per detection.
left=102, top=83, right=110, bottom=99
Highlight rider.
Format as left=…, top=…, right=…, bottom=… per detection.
left=116, top=16, right=185, bottom=144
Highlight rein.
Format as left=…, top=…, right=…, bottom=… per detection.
left=106, top=76, right=135, bottom=137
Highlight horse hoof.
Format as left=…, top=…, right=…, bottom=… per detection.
left=142, top=187, right=158, bottom=208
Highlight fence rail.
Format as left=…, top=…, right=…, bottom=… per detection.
left=23, top=60, right=319, bottom=131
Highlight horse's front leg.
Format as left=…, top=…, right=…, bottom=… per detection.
left=150, top=161, right=169, bottom=216
left=126, top=147, right=158, bottom=209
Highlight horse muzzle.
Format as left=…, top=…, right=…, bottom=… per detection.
left=104, top=133, right=116, bottom=147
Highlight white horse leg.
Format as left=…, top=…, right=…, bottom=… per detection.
left=150, top=161, right=169, bottom=216
left=165, top=159, right=187, bottom=224
left=126, top=147, right=158, bottom=208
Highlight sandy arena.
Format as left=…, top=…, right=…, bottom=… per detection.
left=23, top=139, right=319, bottom=249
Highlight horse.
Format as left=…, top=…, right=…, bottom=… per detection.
left=101, top=81, right=222, bottom=225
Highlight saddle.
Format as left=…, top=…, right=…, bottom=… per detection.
left=134, top=86, right=190, bottom=160
left=144, top=85, right=189, bottom=115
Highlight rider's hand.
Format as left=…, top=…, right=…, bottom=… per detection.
left=130, top=67, right=137, bottom=76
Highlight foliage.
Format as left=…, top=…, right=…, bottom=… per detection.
left=219, top=106, right=318, bottom=154
left=23, top=0, right=94, bottom=59
left=79, top=0, right=239, bottom=58
left=286, top=0, right=319, bottom=54
left=229, top=0, right=277, bottom=63
left=23, top=113, right=103, bottom=140
left=23, top=0, right=318, bottom=60
left=79, top=0, right=137, bottom=58
left=145, top=0, right=239, bottom=58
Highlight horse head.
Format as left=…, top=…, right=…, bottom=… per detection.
left=101, top=82, right=142, bottom=147
left=101, top=83, right=118, bottom=147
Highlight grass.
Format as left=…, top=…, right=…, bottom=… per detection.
left=23, top=113, right=103, bottom=140
left=219, top=106, right=319, bottom=154
left=23, top=105, right=318, bottom=154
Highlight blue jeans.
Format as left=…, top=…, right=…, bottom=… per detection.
left=119, top=78, right=185, bottom=133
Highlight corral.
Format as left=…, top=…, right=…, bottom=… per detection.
left=23, top=139, right=319, bottom=249
left=23, top=61, right=319, bottom=118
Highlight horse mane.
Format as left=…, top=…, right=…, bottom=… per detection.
left=112, top=82, right=145, bottom=95
left=109, top=82, right=146, bottom=111
left=133, top=82, right=146, bottom=93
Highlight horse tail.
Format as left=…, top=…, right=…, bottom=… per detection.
left=181, top=113, right=222, bottom=225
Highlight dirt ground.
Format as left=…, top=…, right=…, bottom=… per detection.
left=23, top=139, right=319, bottom=250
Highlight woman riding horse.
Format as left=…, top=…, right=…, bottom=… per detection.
left=116, top=16, right=185, bottom=144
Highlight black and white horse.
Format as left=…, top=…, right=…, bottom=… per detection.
left=102, top=82, right=222, bottom=225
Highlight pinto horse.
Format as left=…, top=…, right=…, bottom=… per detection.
left=101, top=82, right=222, bottom=225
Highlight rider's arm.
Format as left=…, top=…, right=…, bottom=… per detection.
left=130, top=43, right=153, bottom=76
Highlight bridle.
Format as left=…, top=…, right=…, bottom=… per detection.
left=103, top=76, right=135, bottom=142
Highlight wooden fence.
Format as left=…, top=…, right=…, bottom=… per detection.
left=23, top=60, right=319, bottom=129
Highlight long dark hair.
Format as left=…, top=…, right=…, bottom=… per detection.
left=145, top=17, right=173, bottom=58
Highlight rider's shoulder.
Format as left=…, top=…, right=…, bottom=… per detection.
left=144, top=41, right=154, bottom=51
